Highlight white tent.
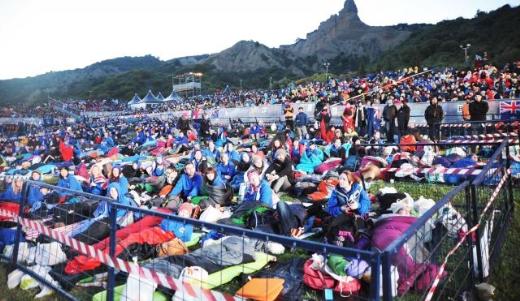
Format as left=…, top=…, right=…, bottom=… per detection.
left=164, top=90, right=182, bottom=103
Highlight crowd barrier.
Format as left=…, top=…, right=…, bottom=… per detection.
left=381, top=139, right=514, bottom=301
left=79, top=99, right=519, bottom=125
left=1, top=182, right=382, bottom=301
left=0, top=141, right=514, bottom=301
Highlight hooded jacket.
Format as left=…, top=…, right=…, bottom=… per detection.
left=168, top=173, right=203, bottom=199
left=57, top=174, right=83, bottom=197
left=243, top=180, right=273, bottom=208
left=327, top=182, right=370, bottom=217
left=94, top=183, right=133, bottom=219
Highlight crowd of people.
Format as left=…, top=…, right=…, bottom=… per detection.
left=0, top=91, right=519, bottom=299
left=2, top=61, right=519, bottom=120
left=0, top=61, right=519, bottom=300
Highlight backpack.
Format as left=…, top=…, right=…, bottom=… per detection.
left=303, top=259, right=335, bottom=290
left=156, top=237, right=188, bottom=257
left=303, top=258, right=361, bottom=296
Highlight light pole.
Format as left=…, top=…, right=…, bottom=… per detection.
left=323, top=62, right=330, bottom=80
left=269, top=76, right=273, bottom=90
left=459, top=43, right=471, bottom=65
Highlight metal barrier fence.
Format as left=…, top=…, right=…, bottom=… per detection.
left=0, top=141, right=514, bottom=301
left=1, top=181, right=383, bottom=301
left=381, top=139, right=514, bottom=301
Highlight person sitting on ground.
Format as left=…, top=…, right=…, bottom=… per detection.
left=296, top=141, right=324, bottom=173
left=268, top=138, right=285, bottom=162
left=217, top=152, right=236, bottom=182
left=230, top=152, right=251, bottom=191
left=329, top=138, right=347, bottom=164
left=0, top=175, right=23, bottom=202
left=327, top=171, right=371, bottom=218
left=166, top=163, right=203, bottom=209
left=244, top=155, right=268, bottom=185
left=108, top=166, right=129, bottom=196
left=27, top=171, right=44, bottom=207
left=265, top=149, right=295, bottom=194
left=249, top=142, right=265, bottom=159
left=366, top=130, right=384, bottom=156
left=202, top=139, right=219, bottom=164
left=88, top=164, right=107, bottom=196
left=223, top=142, right=241, bottom=164
left=200, top=167, right=233, bottom=209
left=290, top=139, right=304, bottom=164
left=57, top=167, right=83, bottom=203
left=243, top=170, right=275, bottom=208
left=191, top=149, right=207, bottom=173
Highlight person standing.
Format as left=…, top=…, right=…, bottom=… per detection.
left=284, top=103, right=295, bottom=131
left=317, top=105, right=332, bottom=141
left=396, top=100, right=411, bottom=140
left=382, top=99, right=397, bottom=143
left=424, top=97, right=444, bottom=142
left=469, top=95, right=489, bottom=135
left=294, top=106, right=308, bottom=140
left=177, top=112, right=192, bottom=136
left=199, top=113, right=211, bottom=140
left=354, top=102, right=367, bottom=137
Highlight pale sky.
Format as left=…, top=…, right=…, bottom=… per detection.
left=0, top=0, right=518, bottom=80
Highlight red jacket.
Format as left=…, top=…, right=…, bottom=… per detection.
left=59, top=141, right=74, bottom=162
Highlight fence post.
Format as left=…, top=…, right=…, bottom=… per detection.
left=470, top=184, right=484, bottom=282
left=11, top=181, right=29, bottom=265
left=107, top=203, right=117, bottom=301
left=465, top=184, right=476, bottom=290
left=370, top=251, right=381, bottom=301
left=381, top=251, right=393, bottom=301
left=505, top=141, right=514, bottom=213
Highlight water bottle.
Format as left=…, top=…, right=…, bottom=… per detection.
left=238, top=183, right=247, bottom=202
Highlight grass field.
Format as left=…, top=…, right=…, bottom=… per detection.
left=1, top=181, right=518, bottom=300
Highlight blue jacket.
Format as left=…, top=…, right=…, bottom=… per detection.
left=0, top=185, right=22, bottom=202
left=217, top=162, right=236, bottom=180
left=327, top=182, right=370, bottom=217
left=57, top=174, right=83, bottom=197
left=94, top=183, right=133, bottom=219
left=175, top=136, right=189, bottom=146
left=203, top=148, right=219, bottom=162
left=243, top=180, right=273, bottom=208
left=169, top=173, right=203, bottom=199
left=27, top=183, right=43, bottom=206
left=160, top=219, right=193, bottom=242
left=226, top=150, right=241, bottom=163
left=295, top=112, right=309, bottom=127
left=109, top=176, right=129, bottom=196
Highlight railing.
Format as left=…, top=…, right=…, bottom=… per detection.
left=380, top=139, right=514, bottom=301
left=1, top=181, right=382, bottom=301
left=0, top=141, right=514, bottom=300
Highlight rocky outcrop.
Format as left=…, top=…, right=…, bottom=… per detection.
left=281, top=0, right=414, bottom=61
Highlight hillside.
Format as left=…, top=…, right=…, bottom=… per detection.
left=0, top=0, right=518, bottom=104
left=371, top=4, right=520, bottom=70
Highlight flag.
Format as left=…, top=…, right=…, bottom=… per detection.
left=500, top=100, right=520, bottom=120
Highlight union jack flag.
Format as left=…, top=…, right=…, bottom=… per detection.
left=500, top=100, right=520, bottom=120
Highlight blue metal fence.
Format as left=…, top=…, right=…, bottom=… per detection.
left=0, top=140, right=514, bottom=300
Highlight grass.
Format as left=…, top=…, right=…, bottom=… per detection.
left=1, top=181, right=518, bottom=300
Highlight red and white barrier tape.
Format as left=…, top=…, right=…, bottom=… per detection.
left=0, top=209, right=238, bottom=301
left=414, top=124, right=470, bottom=128
left=440, top=138, right=519, bottom=144
left=423, top=169, right=510, bottom=301
left=384, top=166, right=493, bottom=176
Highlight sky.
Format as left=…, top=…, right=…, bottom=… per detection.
left=0, top=0, right=518, bottom=80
